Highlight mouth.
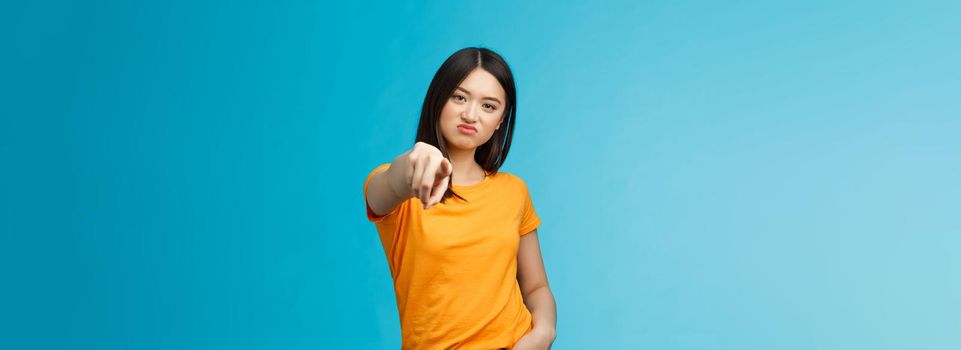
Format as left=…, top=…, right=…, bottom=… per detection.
left=457, top=124, right=477, bottom=134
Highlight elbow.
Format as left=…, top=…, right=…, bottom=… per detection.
left=522, top=283, right=552, bottom=300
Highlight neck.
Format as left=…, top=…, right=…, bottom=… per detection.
left=447, top=148, right=484, bottom=184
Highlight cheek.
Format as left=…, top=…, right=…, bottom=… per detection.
left=439, top=102, right=459, bottom=125
left=483, top=113, right=503, bottom=132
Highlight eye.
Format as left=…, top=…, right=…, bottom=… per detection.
left=451, top=94, right=466, bottom=102
left=482, top=103, right=497, bottom=111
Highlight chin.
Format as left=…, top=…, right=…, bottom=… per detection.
left=450, top=140, right=476, bottom=151
left=442, top=135, right=476, bottom=150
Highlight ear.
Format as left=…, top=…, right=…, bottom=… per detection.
left=496, top=116, right=504, bottom=130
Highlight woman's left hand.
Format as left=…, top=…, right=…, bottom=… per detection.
left=512, top=328, right=555, bottom=350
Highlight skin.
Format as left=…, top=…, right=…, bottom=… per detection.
left=365, top=68, right=557, bottom=349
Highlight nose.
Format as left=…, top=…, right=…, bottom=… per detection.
left=460, top=103, right=479, bottom=122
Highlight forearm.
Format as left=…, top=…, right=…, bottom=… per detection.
left=366, top=152, right=413, bottom=216
left=523, top=285, right=557, bottom=339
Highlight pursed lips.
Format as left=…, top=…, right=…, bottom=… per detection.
left=457, top=124, right=477, bottom=133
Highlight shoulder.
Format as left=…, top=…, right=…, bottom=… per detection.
left=491, top=170, right=531, bottom=192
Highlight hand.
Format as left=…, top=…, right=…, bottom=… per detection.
left=387, top=141, right=452, bottom=209
left=511, top=328, right=555, bottom=350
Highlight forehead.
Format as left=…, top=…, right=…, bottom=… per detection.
left=459, top=68, right=506, bottom=100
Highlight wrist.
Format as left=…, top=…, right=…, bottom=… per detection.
left=387, top=153, right=414, bottom=200
left=384, top=169, right=407, bottom=199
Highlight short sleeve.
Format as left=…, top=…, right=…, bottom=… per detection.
left=364, top=163, right=398, bottom=223
left=517, top=178, right=541, bottom=236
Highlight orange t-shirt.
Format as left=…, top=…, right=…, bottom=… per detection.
left=363, top=163, right=541, bottom=349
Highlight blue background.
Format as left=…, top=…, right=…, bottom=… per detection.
left=2, top=0, right=959, bottom=349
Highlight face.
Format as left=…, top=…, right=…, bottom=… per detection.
left=439, top=68, right=507, bottom=152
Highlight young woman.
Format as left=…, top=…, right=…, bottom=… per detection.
left=363, top=47, right=557, bottom=349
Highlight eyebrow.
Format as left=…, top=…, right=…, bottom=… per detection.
left=455, top=87, right=502, bottom=104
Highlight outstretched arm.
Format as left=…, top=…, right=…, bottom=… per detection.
left=366, top=142, right=452, bottom=216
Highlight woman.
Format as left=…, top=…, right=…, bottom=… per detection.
left=363, top=47, right=557, bottom=349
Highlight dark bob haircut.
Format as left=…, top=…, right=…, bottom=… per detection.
left=415, top=47, right=518, bottom=203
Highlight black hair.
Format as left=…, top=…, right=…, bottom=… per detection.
left=415, top=47, right=517, bottom=203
